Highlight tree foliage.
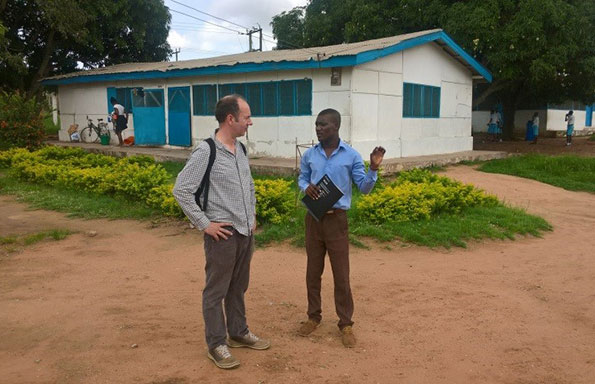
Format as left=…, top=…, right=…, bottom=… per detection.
left=0, top=0, right=172, bottom=94
left=271, top=0, right=595, bottom=137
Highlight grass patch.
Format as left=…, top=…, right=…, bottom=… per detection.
left=160, top=161, right=185, bottom=182
left=43, top=114, right=60, bottom=135
left=350, top=205, right=551, bottom=248
left=0, top=171, right=163, bottom=220
left=22, top=229, right=71, bottom=245
left=1, top=229, right=73, bottom=255
left=253, top=195, right=550, bottom=249
left=478, top=154, right=595, bottom=193
left=0, top=152, right=553, bottom=249
left=0, top=236, right=17, bottom=244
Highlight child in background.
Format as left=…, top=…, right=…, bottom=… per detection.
left=487, top=109, right=502, bottom=141
left=565, top=110, right=575, bottom=146
left=531, top=112, right=539, bottom=144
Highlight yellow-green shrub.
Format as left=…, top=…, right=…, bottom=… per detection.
left=356, top=169, right=498, bottom=223
left=0, top=147, right=29, bottom=167
left=146, top=184, right=184, bottom=217
left=254, top=179, right=294, bottom=224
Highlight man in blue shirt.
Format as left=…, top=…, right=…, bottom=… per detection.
left=297, top=108, right=385, bottom=347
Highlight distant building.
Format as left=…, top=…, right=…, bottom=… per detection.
left=43, top=29, right=492, bottom=158
left=472, top=96, right=594, bottom=136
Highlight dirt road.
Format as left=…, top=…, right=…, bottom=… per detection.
left=1, top=165, right=594, bottom=384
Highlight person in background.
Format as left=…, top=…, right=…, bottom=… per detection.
left=297, top=108, right=385, bottom=348
left=530, top=112, right=540, bottom=144
left=565, top=110, right=575, bottom=146
left=110, top=97, right=128, bottom=146
left=487, top=109, right=502, bottom=142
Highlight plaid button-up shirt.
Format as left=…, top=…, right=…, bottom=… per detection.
left=173, top=133, right=255, bottom=236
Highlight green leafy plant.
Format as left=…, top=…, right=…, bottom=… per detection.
left=355, top=169, right=498, bottom=223
left=254, top=179, right=294, bottom=224
left=0, top=91, right=47, bottom=150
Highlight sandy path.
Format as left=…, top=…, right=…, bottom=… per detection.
left=1, top=165, right=594, bottom=384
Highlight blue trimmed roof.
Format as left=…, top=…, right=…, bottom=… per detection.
left=42, top=29, right=492, bottom=86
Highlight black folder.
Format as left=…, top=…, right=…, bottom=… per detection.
left=301, top=174, right=344, bottom=221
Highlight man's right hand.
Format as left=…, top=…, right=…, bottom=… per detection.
left=204, top=222, right=233, bottom=241
left=305, top=183, right=321, bottom=200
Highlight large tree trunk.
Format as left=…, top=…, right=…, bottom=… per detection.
left=27, top=29, right=56, bottom=96
left=502, top=97, right=518, bottom=140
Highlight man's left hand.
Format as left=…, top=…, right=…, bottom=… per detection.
left=370, top=146, right=386, bottom=171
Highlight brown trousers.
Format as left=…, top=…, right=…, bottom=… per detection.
left=305, top=210, right=354, bottom=329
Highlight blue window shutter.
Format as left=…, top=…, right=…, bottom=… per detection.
left=403, top=83, right=412, bottom=117
left=296, top=79, right=312, bottom=115
left=107, top=87, right=116, bottom=114
left=432, top=87, right=440, bottom=117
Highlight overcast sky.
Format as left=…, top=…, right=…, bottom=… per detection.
left=164, top=0, right=308, bottom=61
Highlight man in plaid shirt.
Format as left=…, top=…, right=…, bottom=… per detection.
left=173, top=95, right=269, bottom=369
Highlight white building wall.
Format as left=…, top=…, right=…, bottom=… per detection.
left=352, top=43, right=474, bottom=158
left=401, top=44, right=473, bottom=157
left=472, top=111, right=490, bottom=132
left=56, top=43, right=478, bottom=158
left=547, top=109, right=587, bottom=131
left=352, top=53, right=403, bottom=158
left=57, top=83, right=131, bottom=144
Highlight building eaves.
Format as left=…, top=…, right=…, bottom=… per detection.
left=42, top=29, right=492, bottom=85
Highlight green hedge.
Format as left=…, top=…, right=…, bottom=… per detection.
left=0, top=147, right=296, bottom=223
left=355, top=169, right=498, bottom=223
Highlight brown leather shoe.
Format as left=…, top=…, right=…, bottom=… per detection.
left=341, top=326, right=356, bottom=348
left=297, top=319, right=320, bottom=336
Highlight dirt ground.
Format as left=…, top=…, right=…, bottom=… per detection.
left=2, top=154, right=595, bottom=383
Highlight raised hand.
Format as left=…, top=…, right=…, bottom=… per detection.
left=369, top=146, right=386, bottom=171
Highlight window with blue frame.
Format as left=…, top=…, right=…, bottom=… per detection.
left=192, top=85, right=217, bottom=115
left=403, top=83, right=440, bottom=118
left=192, top=79, right=312, bottom=117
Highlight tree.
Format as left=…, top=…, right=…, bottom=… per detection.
left=0, top=0, right=172, bottom=95
left=271, top=7, right=306, bottom=49
left=271, top=0, right=595, bottom=138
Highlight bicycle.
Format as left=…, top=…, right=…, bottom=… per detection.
left=80, top=116, right=111, bottom=143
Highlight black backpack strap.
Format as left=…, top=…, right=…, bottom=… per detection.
left=239, top=141, right=247, bottom=156
left=194, top=138, right=216, bottom=211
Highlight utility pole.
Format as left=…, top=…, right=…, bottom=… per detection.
left=173, top=48, right=181, bottom=61
left=246, top=27, right=263, bottom=52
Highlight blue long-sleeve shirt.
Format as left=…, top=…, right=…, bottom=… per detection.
left=298, top=140, right=378, bottom=210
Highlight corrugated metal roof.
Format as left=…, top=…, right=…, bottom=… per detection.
left=45, top=29, right=440, bottom=80
left=43, top=29, right=492, bottom=84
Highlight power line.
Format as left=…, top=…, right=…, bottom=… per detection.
left=169, top=0, right=250, bottom=30
left=169, top=8, right=244, bottom=34
left=169, top=0, right=321, bottom=55
left=169, top=0, right=319, bottom=55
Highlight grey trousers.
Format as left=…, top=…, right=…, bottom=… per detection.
left=202, top=229, right=253, bottom=350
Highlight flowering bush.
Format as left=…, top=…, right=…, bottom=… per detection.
left=146, top=184, right=184, bottom=217
left=254, top=179, right=294, bottom=224
left=356, top=169, right=498, bottom=223
left=0, top=146, right=297, bottom=223
left=0, top=91, right=47, bottom=150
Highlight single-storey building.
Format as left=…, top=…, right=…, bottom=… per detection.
left=43, top=29, right=492, bottom=158
left=472, top=102, right=594, bottom=136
